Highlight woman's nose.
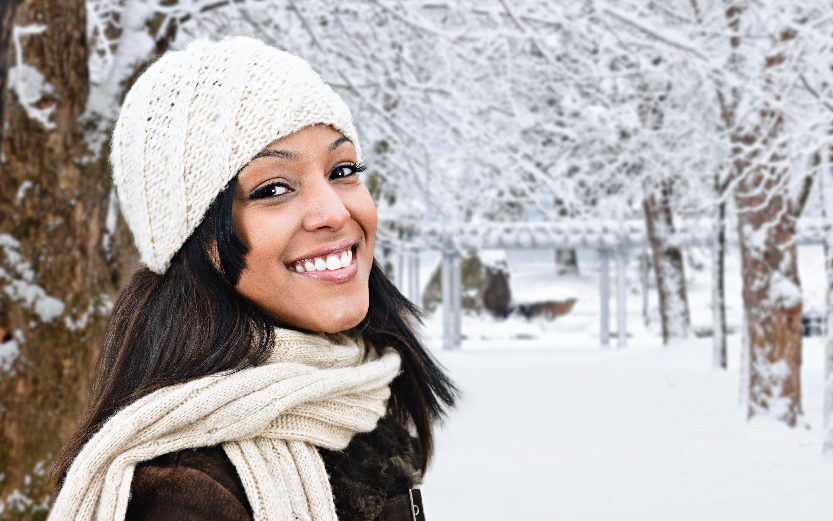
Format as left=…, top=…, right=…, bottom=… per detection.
left=302, top=179, right=350, bottom=232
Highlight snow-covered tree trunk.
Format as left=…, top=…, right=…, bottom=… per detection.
left=819, top=147, right=833, bottom=453
left=642, top=178, right=690, bottom=343
left=0, top=0, right=173, bottom=511
left=0, top=1, right=103, bottom=510
left=734, top=156, right=803, bottom=426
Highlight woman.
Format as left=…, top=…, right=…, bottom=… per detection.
left=46, top=36, right=456, bottom=521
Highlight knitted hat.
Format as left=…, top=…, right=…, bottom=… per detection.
left=110, top=36, right=362, bottom=274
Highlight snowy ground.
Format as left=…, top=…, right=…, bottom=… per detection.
left=413, top=245, right=833, bottom=521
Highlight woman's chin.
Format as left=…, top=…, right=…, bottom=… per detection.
left=273, top=300, right=369, bottom=334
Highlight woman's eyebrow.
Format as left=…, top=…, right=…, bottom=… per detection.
left=328, top=136, right=350, bottom=152
left=252, top=137, right=349, bottom=160
left=253, top=149, right=298, bottom=160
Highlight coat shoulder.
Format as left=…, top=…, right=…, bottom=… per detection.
left=126, top=445, right=253, bottom=521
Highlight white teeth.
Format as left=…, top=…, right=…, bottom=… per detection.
left=326, top=256, right=342, bottom=270
left=292, top=249, right=353, bottom=272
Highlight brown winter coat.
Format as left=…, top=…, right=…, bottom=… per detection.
left=125, top=416, right=424, bottom=521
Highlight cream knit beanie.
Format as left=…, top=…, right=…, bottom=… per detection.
left=110, top=36, right=362, bottom=274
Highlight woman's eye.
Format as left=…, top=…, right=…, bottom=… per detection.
left=330, top=162, right=366, bottom=180
left=249, top=182, right=290, bottom=199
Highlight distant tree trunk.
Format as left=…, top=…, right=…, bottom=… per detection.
left=480, top=262, right=511, bottom=318
left=733, top=131, right=802, bottom=427
left=555, top=248, right=579, bottom=276
left=712, top=186, right=728, bottom=369
left=554, top=198, right=578, bottom=276
left=0, top=0, right=174, bottom=513
left=642, top=178, right=690, bottom=344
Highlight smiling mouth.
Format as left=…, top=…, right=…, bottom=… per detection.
left=287, top=246, right=355, bottom=273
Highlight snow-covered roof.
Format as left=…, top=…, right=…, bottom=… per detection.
left=378, top=218, right=826, bottom=251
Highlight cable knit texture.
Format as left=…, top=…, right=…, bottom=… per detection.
left=48, top=329, right=400, bottom=521
left=110, top=36, right=362, bottom=274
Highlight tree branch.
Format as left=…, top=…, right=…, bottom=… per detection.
left=602, top=6, right=709, bottom=61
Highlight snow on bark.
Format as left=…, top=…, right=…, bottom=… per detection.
left=8, top=24, right=54, bottom=129
left=0, top=337, right=18, bottom=372
left=0, top=234, right=64, bottom=323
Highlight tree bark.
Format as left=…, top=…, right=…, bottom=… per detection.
left=0, top=0, right=174, bottom=513
left=0, top=0, right=20, bottom=146
left=721, top=0, right=803, bottom=427
left=733, top=135, right=803, bottom=426
left=642, top=178, right=690, bottom=344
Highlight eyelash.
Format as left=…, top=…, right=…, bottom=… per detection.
left=329, top=162, right=366, bottom=180
left=249, top=162, right=367, bottom=200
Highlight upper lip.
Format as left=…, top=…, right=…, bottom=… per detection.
left=286, top=238, right=357, bottom=265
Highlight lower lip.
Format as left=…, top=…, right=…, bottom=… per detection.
left=291, top=257, right=358, bottom=282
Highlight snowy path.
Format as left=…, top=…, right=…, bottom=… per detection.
left=421, top=337, right=833, bottom=521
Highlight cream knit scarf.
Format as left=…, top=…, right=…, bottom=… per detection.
left=48, top=328, right=401, bottom=521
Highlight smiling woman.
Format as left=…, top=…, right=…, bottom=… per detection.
left=45, top=37, right=456, bottom=521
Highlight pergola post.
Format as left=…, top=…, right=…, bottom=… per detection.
left=616, top=246, right=627, bottom=349
left=451, top=251, right=462, bottom=349
left=397, top=251, right=405, bottom=292
left=441, top=250, right=454, bottom=350
left=408, top=251, right=420, bottom=305
left=640, top=249, right=650, bottom=327
left=599, top=248, right=610, bottom=349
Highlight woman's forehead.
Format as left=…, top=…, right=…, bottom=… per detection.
left=257, top=125, right=353, bottom=158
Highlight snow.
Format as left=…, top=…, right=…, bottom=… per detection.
left=9, top=24, right=55, bottom=130
left=414, top=244, right=832, bottom=520
left=768, top=270, right=803, bottom=309
left=0, top=338, right=18, bottom=372
left=84, top=0, right=157, bottom=156
left=0, top=233, right=65, bottom=323
left=15, top=180, right=33, bottom=203
left=421, top=338, right=833, bottom=521
left=2, top=279, right=65, bottom=323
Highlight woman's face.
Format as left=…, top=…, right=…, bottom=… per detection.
left=232, top=124, right=377, bottom=333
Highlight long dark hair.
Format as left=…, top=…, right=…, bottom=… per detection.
left=47, top=179, right=457, bottom=489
